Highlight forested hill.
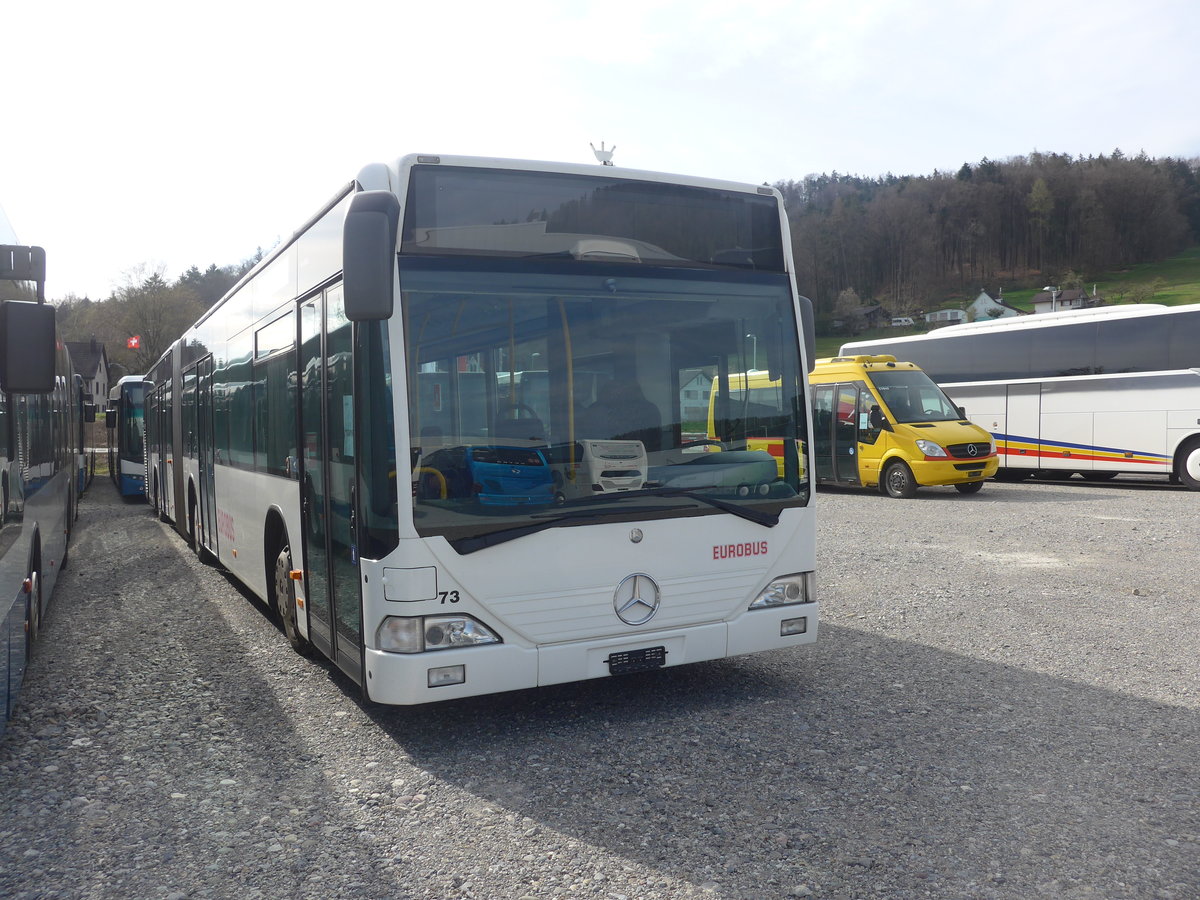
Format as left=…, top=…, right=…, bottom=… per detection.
left=777, top=150, right=1200, bottom=326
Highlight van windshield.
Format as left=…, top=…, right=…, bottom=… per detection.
left=868, top=370, right=961, bottom=423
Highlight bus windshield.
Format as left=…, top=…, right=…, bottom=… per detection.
left=404, top=258, right=809, bottom=549
left=120, top=383, right=146, bottom=462
left=868, top=370, right=962, bottom=424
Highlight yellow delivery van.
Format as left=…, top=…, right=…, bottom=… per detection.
left=809, top=355, right=997, bottom=497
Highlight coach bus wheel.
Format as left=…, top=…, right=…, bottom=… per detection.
left=1177, top=438, right=1200, bottom=491
left=274, top=545, right=312, bottom=656
left=881, top=461, right=917, bottom=499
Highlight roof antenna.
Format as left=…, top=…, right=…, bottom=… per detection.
left=590, top=141, right=616, bottom=166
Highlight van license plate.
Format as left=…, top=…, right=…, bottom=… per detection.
left=606, top=646, right=667, bottom=675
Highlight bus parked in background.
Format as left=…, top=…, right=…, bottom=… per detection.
left=841, top=303, right=1200, bottom=489
left=145, top=154, right=819, bottom=706
left=107, top=375, right=148, bottom=497
left=809, top=355, right=997, bottom=497
left=0, top=244, right=78, bottom=734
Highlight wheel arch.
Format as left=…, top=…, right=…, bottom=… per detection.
left=262, top=505, right=290, bottom=592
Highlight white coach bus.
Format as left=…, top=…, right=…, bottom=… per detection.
left=145, top=154, right=819, bottom=704
left=841, top=303, right=1200, bottom=489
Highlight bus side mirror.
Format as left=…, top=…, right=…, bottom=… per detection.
left=0, top=300, right=56, bottom=393
left=106, top=407, right=117, bottom=429
left=84, top=402, right=97, bottom=424
left=343, top=190, right=401, bottom=322
left=796, top=295, right=816, bottom=373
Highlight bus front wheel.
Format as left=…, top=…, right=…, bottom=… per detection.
left=274, top=545, right=312, bottom=656
left=1176, top=438, right=1200, bottom=491
left=881, top=461, right=917, bottom=499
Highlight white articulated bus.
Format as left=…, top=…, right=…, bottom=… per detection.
left=841, top=303, right=1200, bottom=489
left=145, top=154, right=819, bottom=704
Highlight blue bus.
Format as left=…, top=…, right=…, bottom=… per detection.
left=107, top=375, right=149, bottom=497
left=1, top=244, right=78, bottom=734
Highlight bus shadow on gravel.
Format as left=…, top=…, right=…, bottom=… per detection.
left=365, top=625, right=1200, bottom=898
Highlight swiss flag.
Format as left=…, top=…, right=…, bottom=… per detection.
left=127, top=335, right=141, bottom=349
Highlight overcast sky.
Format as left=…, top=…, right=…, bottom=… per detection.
left=4, top=0, right=1198, bottom=300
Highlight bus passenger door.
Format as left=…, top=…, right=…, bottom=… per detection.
left=1006, top=384, right=1040, bottom=472
left=812, top=385, right=835, bottom=481
left=299, top=288, right=363, bottom=682
left=197, top=356, right=217, bottom=554
left=833, top=383, right=861, bottom=483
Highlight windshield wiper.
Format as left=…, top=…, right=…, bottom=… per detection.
left=449, top=505, right=682, bottom=554
left=448, top=488, right=778, bottom=554
left=626, top=487, right=779, bottom=527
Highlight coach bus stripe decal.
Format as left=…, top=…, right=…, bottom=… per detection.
left=993, top=432, right=1169, bottom=465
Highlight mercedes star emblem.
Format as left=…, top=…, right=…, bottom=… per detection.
left=613, top=573, right=661, bottom=626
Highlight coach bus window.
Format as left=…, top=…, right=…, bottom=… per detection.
left=1097, top=316, right=1169, bottom=374
left=1167, top=311, right=1200, bottom=369
left=1031, top=322, right=1095, bottom=377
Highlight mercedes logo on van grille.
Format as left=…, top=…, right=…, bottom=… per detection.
left=614, top=573, right=660, bottom=626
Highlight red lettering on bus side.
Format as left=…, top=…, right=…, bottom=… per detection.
left=712, top=541, right=769, bottom=560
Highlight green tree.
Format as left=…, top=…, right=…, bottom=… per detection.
left=1026, top=177, right=1054, bottom=270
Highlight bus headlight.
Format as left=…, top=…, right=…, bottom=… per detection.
left=916, top=439, right=948, bottom=458
left=749, top=572, right=815, bottom=609
left=376, top=615, right=502, bottom=654
left=423, top=616, right=501, bottom=650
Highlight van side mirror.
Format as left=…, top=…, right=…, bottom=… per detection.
left=0, top=300, right=56, bottom=393
left=957, top=406, right=966, bottom=419
left=343, top=190, right=401, bottom=322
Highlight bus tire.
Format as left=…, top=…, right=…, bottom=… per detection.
left=881, top=461, right=917, bottom=499
left=955, top=480, right=984, bottom=495
left=1176, top=437, right=1200, bottom=491
left=25, top=565, right=41, bottom=658
left=274, top=545, right=312, bottom=656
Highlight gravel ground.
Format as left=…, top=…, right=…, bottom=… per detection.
left=1, top=474, right=1198, bottom=900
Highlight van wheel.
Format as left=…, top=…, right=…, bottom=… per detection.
left=1176, top=438, right=1200, bottom=491
left=274, top=545, right=312, bottom=656
left=881, top=461, right=917, bottom=499
left=955, top=481, right=984, bottom=495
